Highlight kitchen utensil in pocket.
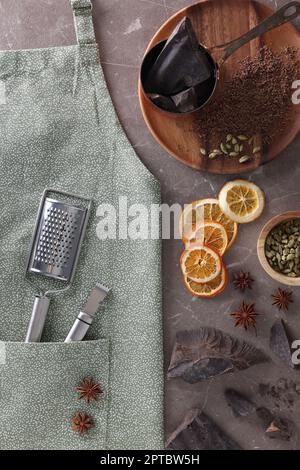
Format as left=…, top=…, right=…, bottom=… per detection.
left=65, top=283, right=111, bottom=343
left=25, top=188, right=92, bottom=342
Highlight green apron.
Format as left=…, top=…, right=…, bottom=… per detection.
left=0, top=0, right=163, bottom=450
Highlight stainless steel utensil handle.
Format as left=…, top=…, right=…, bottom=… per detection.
left=64, top=312, right=92, bottom=343
left=25, top=296, right=50, bottom=343
left=219, top=1, right=300, bottom=61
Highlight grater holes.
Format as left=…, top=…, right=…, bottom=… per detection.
left=30, top=199, right=88, bottom=280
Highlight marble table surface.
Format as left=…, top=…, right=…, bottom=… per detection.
left=1, top=0, right=300, bottom=450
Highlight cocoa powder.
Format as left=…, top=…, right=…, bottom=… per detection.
left=195, top=46, right=299, bottom=145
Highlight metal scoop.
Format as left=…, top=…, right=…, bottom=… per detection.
left=141, top=1, right=300, bottom=114
left=25, top=188, right=92, bottom=342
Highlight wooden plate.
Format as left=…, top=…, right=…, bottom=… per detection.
left=138, top=0, right=300, bottom=174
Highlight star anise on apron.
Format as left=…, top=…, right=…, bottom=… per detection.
left=230, top=301, right=259, bottom=335
left=271, top=288, right=293, bottom=311
left=71, top=412, right=94, bottom=434
left=76, top=378, right=103, bottom=403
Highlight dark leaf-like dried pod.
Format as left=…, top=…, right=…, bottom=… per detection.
left=256, top=407, right=294, bottom=441
left=167, top=327, right=268, bottom=383
left=224, top=389, right=256, bottom=418
left=270, top=319, right=294, bottom=369
left=166, top=409, right=242, bottom=450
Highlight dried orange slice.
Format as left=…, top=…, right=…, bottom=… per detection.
left=179, top=200, right=205, bottom=242
left=185, top=221, right=228, bottom=255
left=179, top=198, right=238, bottom=249
left=184, top=264, right=228, bottom=298
left=219, top=179, right=265, bottom=224
left=180, top=245, right=222, bottom=283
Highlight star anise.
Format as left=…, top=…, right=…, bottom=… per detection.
left=76, top=378, right=103, bottom=403
left=230, top=301, right=259, bottom=335
left=71, top=412, right=94, bottom=434
left=271, top=288, right=293, bottom=311
left=232, top=271, right=254, bottom=291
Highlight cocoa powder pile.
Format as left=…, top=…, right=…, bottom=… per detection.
left=196, top=46, right=299, bottom=144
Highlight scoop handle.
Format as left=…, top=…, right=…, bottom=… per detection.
left=218, top=1, right=300, bottom=62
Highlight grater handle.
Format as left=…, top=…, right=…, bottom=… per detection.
left=25, top=295, right=50, bottom=343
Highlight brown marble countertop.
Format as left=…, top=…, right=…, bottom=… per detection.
left=1, top=0, right=300, bottom=450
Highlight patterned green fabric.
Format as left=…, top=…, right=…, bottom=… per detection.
left=0, top=0, right=163, bottom=450
left=0, top=340, right=110, bottom=450
left=70, top=0, right=96, bottom=45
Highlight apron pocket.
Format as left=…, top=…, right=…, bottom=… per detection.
left=0, top=339, right=110, bottom=450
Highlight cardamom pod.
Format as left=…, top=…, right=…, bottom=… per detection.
left=239, top=155, right=251, bottom=163
left=209, top=152, right=220, bottom=159
left=220, top=143, right=228, bottom=154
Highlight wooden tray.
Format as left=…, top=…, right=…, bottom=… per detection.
left=138, top=0, right=300, bottom=174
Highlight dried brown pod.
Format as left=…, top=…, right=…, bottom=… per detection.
left=256, top=407, right=294, bottom=441
left=167, top=327, right=268, bottom=383
left=166, top=409, right=242, bottom=450
left=270, top=319, right=294, bottom=369
left=224, top=389, right=256, bottom=418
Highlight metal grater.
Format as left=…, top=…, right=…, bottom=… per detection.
left=27, top=198, right=88, bottom=283
left=25, top=188, right=92, bottom=342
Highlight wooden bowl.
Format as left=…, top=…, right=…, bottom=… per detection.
left=257, top=211, right=300, bottom=286
left=138, top=0, right=300, bottom=174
